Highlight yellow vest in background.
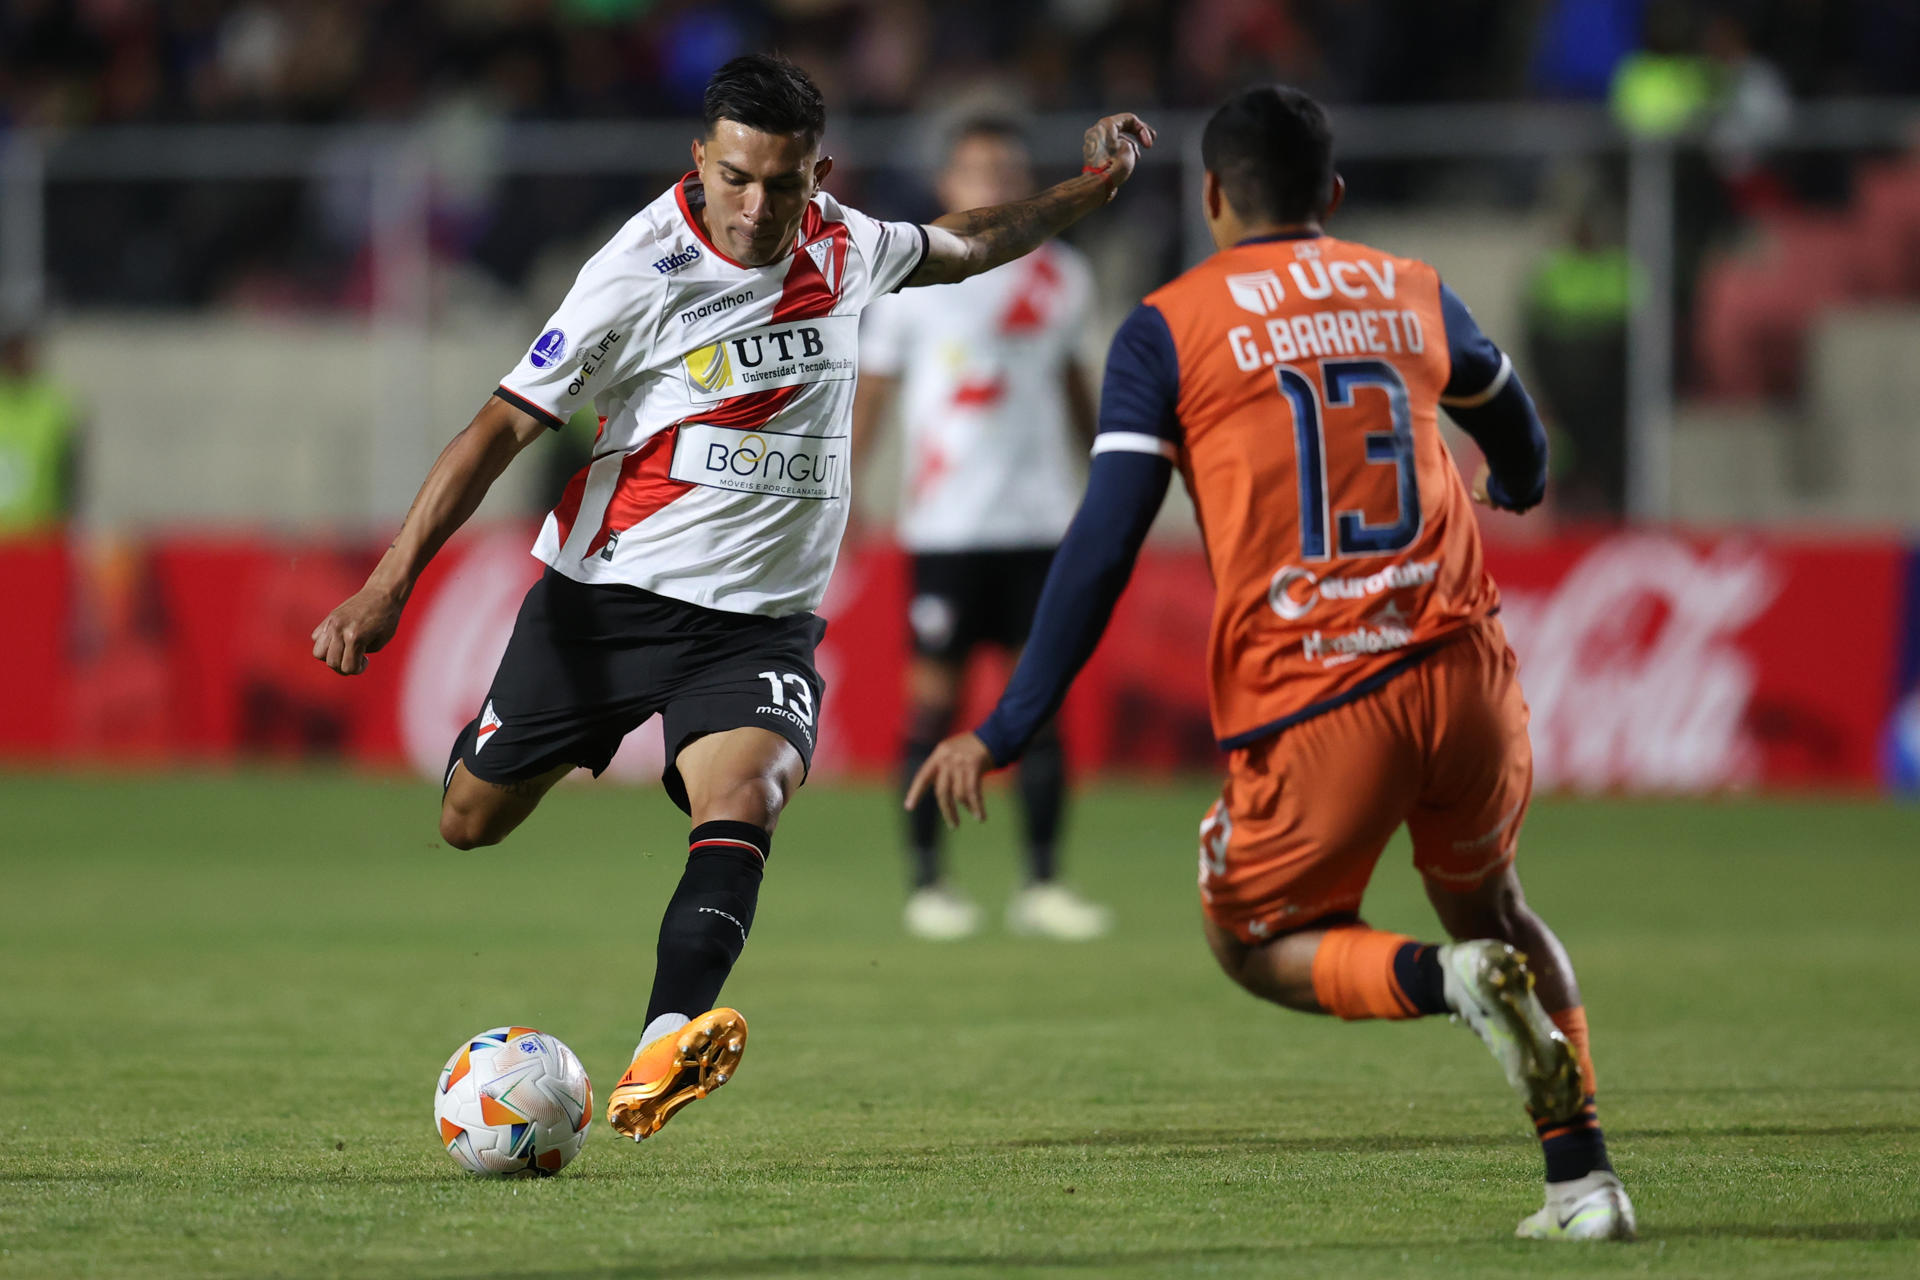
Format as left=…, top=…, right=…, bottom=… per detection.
left=0, top=376, right=77, bottom=536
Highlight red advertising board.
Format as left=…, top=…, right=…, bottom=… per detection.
left=0, top=529, right=1908, bottom=792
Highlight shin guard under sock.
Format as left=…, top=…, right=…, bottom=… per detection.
left=642, top=822, right=768, bottom=1024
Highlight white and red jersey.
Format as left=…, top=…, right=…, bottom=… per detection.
left=496, top=174, right=928, bottom=616
left=859, top=242, right=1094, bottom=552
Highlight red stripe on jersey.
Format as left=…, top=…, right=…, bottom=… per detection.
left=549, top=462, right=592, bottom=548
left=779, top=207, right=849, bottom=320
left=584, top=424, right=694, bottom=557
left=951, top=376, right=1006, bottom=407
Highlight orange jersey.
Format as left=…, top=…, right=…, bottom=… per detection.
left=1145, top=233, right=1502, bottom=747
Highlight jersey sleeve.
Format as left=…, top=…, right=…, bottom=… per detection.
left=1435, top=282, right=1548, bottom=512
left=838, top=201, right=930, bottom=303
left=495, top=248, right=658, bottom=428
left=858, top=291, right=909, bottom=378
left=1090, top=303, right=1182, bottom=460
left=1437, top=283, right=1512, bottom=407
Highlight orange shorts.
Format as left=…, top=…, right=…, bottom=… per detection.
left=1198, top=616, right=1532, bottom=944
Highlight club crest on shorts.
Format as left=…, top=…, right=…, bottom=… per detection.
left=475, top=700, right=503, bottom=753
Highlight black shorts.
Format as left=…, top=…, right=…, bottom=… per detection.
left=450, top=570, right=826, bottom=813
left=907, top=548, right=1056, bottom=663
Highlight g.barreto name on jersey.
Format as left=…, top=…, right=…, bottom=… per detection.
left=494, top=172, right=927, bottom=617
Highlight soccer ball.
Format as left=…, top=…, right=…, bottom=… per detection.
left=433, top=1026, right=592, bottom=1176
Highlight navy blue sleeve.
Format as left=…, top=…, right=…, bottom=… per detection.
left=1437, top=283, right=1549, bottom=513
left=1095, top=303, right=1183, bottom=448
left=973, top=449, right=1173, bottom=766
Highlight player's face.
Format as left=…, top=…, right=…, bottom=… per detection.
left=937, top=134, right=1032, bottom=214
left=692, top=122, right=832, bottom=267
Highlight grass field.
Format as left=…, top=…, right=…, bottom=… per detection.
left=3, top=774, right=1917, bottom=1278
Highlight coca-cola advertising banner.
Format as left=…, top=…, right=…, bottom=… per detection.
left=2, top=529, right=1914, bottom=793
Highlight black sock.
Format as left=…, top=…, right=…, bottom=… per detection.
left=642, top=822, right=768, bottom=1024
left=1390, top=942, right=1452, bottom=1016
left=902, top=706, right=950, bottom=889
left=1537, top=1098, right=1613, bottom=1183
left=1017, top=725, right=1066, bottom=884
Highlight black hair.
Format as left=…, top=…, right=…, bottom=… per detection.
left=944, top=114, right=1029, bottom=162
left=702, top=53, right=827, bottom=146
left=1200, top=85, right=1335, bottom=224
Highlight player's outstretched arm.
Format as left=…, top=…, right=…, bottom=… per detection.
left=311, top=396, right=547, bottom=675
left=904, top=113, right=1154, bottom=288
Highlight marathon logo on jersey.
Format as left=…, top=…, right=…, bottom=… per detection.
left=680, top=288, right=754, bottom=325
left=670, top=423, right=847, bottom=501
left=566, top=328, right=624, bottom=396
left=1226, top=270, right=1287, bottom=317
left=527, top=328, right=567, bottom=369
left=653, top=243, right=702, bottom=274
left=680, top=314, right=857, bottom=405
left=1269, top=559, right=1438, bottom=621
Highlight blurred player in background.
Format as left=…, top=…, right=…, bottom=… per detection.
left=312, top=53, right=1152, bottom=1146
left=853, top=119, right=1112, bottom=942
left=910, top=86, right=1635, bottom=1241
left=0, top=325, right=83, bottom=540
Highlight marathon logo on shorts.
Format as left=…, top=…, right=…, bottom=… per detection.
left=671, top=423, right=846, bottom=500
left=680, top=315, right=857, bottom=405
left=653, top=243, right=702, bottom=274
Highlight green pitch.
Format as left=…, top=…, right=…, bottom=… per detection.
left=3, top=774, right=1916, bottom=1278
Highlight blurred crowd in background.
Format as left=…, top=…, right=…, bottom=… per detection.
left=3, top=0, right=1919, bottom=532
left=3, top=0, right=1916, bottom=128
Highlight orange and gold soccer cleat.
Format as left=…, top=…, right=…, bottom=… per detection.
left=605, top=1008, right=748, bottom=1141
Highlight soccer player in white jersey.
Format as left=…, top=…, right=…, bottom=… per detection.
left=310, top=53, right=1152, bottom=1144
left=853, top=119, right=1111, bottom=943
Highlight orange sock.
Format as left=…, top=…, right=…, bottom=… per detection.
left=1550, top=1005, right=1597, bottom=1096
left=1310, top=925, right=1435, bottom=1020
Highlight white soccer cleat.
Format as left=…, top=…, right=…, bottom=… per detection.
left=1006, top=883, right=1113, bottom=941
left=904, top=884, right=981, bottom=940
left=1516, top=1171, right=1638, bottom=1241
left=1438, top=939, right=1583, bottom=1121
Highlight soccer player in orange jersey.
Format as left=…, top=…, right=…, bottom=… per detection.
left=909, top=86, right=1634, bottom=1241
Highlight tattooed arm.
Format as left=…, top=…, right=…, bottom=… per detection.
left=904, top=112, right=1155, bottom=287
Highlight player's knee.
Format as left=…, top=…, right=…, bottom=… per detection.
left=438, top=802, right=501, bottom=851
left=692, top=771, right=788, bottom=829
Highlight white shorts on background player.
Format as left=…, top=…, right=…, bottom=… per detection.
left=496, top=174, right=928, bottom=618
left=859, top=242, right=1094, bottom=553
